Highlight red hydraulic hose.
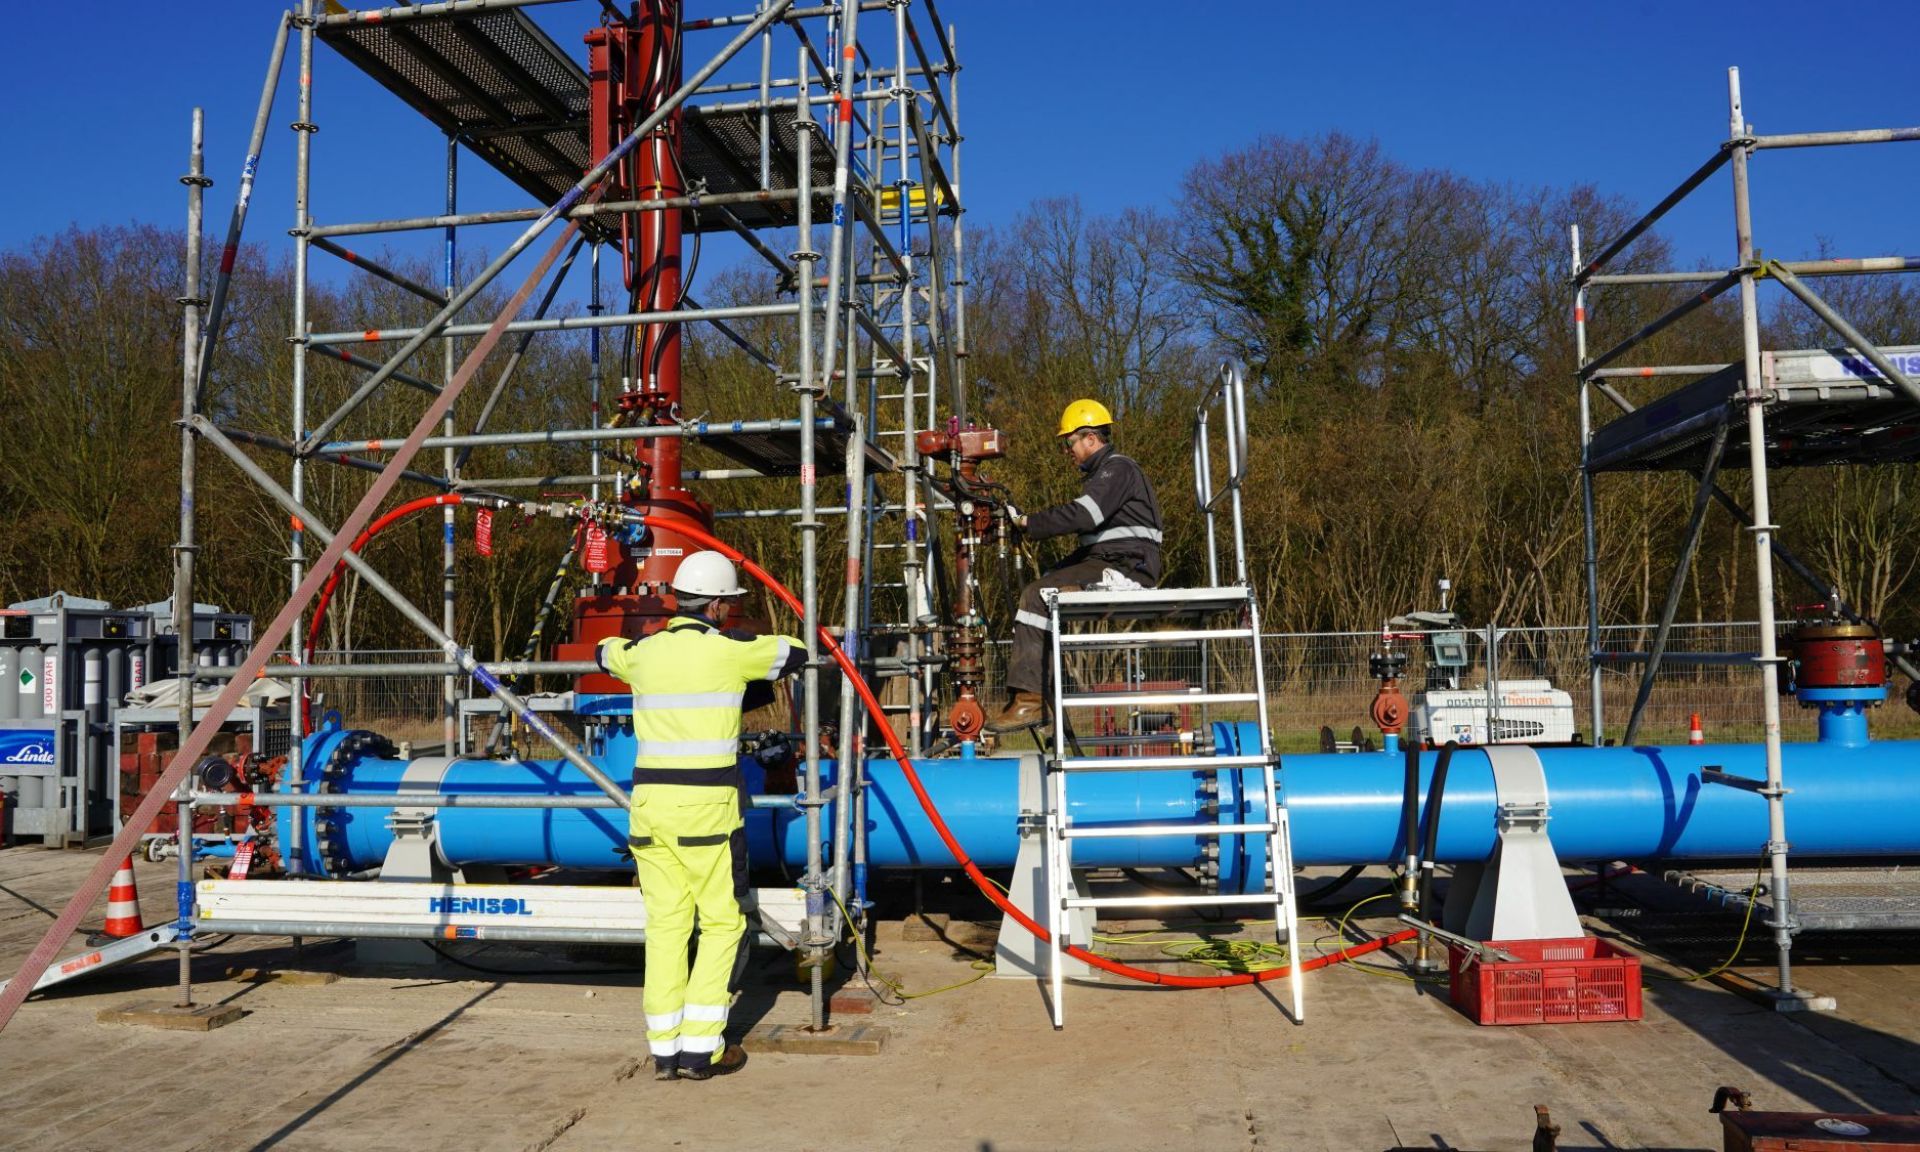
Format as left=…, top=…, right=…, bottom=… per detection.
left=301, top=494, right=465, bottom=728
left=642, top=516, right=1418, bottom=989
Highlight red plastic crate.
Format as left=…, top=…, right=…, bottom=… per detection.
left=1448, top=936, right=1642, bottom=1026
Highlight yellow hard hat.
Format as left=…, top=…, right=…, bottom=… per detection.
left=1057, top=398, right=1114, bottom=437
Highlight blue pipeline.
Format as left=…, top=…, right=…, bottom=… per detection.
left=295, top=715, right=1920, bottom=879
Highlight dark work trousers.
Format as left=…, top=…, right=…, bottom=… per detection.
left=1005, top=556, right=1152, bottom=697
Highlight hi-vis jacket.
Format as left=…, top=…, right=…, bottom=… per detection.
left=1024, top=443, right=1165, bottom=581
left=597, top=614, right=805, bottom=786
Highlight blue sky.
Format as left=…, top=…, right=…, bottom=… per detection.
left=2, top=1, right=1914, bottom=293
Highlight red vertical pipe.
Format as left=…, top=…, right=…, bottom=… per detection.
left=627, top=0, right=710, bottom=592
left=585, top=3, right=711, bottom=597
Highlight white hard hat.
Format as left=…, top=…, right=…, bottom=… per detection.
left=670, top=550, right=747, bottom=599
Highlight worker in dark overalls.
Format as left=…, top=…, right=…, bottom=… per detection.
left=990, top=399, right=1164, bottom=732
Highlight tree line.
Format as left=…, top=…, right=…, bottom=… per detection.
left=2, top=131, right=1916, bottom=672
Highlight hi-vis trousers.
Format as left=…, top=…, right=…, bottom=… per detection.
left=629, top=783, right=747, bottom=1071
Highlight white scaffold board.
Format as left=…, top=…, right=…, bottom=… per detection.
left=198, top=880, right=806, bottom=936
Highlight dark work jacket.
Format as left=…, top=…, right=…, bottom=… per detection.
left=1024, top=443, right=1164, bottom=581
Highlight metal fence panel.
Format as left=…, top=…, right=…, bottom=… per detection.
left=319, top=620, right=1920, bottom=750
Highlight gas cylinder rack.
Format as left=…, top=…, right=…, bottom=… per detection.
left=0, top=595, right=269, bottom=847
left=1570, top=67, right=1920, bottom=1009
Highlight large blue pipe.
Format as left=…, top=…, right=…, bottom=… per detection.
left=294, top=722, right=1920, bottom=879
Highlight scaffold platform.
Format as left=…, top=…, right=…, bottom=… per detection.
left=695, top=409, right=897, bottom=478
left=318, top=9, right=833, bottom=233
left=1587, top=344, right=1920, bottom=472
left=1666, top=864, right=1920, bottom=932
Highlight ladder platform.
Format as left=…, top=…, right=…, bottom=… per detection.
left=1060, top=821, right=1276, bottom=840
left=1058, top=690, right=1259, bottom=708
left=1041, top=384, right=1299, bottom=1028
left=1064, top=892, right=1284, bottom=910
left=1052, top=586, right=1252, bottom=620
left=1054, top=753, right=1270, bottom=772
left=1057, top=627, right=1255, bottom=646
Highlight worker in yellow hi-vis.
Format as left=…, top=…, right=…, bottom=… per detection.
left=597, top=550, right=805, bottom=1081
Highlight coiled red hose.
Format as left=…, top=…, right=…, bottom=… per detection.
left=645, top=516, right=1418, bottom=989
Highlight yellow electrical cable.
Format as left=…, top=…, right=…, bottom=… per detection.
left=827, top=886, right=991, bottom=1003
left=1314, top=891, right=1443, bottom=985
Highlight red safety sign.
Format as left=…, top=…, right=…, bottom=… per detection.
left=583, top=524, right=613, bottom=573
left=230, top=841, right=255, bottom=881
left=475, top=509, right=494, bottom=556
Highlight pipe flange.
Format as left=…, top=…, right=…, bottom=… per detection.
left=311, top=730, right=393, bottom=876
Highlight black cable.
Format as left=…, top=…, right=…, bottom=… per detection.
left=1295, top=865, right=1366, bottom=908
left=1123, top=867, right=1202, bottom=893
left=1416, top=742, right=1459, bottom=922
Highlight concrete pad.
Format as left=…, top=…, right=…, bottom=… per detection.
left=741, top=1021, right=888, bottom=1056
left=95, top=1000, right=244, bottom=1031
left=4, top=849, right=1920, bottom=1152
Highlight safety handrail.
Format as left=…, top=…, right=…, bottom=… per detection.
left=1193, top=361, right=1252, bottom=585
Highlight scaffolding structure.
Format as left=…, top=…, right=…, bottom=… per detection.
left=1572, top=67, right=1920, bottom=1009
left=0, top=0, right=969, bottom=1029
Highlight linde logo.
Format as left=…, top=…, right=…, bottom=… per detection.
left=1, top=740, right=54, bottom=765
left=428, top=896, right=534, bottom=916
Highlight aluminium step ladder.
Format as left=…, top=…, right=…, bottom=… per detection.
left=1040, top=582, right=1303, bottom=1028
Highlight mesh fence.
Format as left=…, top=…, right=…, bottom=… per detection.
left=314, top=622, right=1920, bottom=750
left=987, top=621, right=1920, bottom=751
left=305, top=650, right=451, bottom=744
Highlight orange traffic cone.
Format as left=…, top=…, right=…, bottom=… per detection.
left=101, top=856, right=145, bottom=938
left=1688, top=713, right=1705, bottom=746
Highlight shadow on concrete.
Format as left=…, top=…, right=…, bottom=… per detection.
left=241, top=982, right=502, bottom=1152
left=1584, top=871, right=1920, bottom=1115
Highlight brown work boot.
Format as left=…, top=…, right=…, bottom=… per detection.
left=677, top=1044, right=747, bottom=1081
left=986, top=691, right=1047, bottom=733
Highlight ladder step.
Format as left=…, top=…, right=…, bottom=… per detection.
left=1060, top=821, right=1276, bottom=840
left=1064, top=892, right=1285, bottom=910
left=1054, top=586, right=1251, bottom=613
left=1058, top=690, right=1259, bottom=708
left=1054, top=753, right=1270, bottom=772
left=1057, top=628, right=1255, bottom=646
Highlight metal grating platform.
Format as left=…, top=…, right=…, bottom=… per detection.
left=1666, top=864, right=1920, bottom=932
left=1588, top=344, right=1920, bottom=472
left=694, top=408, right=896, bottom=478
left=319, top=10, right=593, bottom=208
left=680, top=105, right=834, bottom=231
left=319, top=11, right=831, bottom=233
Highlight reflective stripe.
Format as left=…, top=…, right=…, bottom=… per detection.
left=1076, top=524, right=1164, bottom=546
left=765, top=637, right=793, bottom=680
left=1074, top=493, right=1104, bottom=522
left=679, top=1034, right=723, bottom=1054
left=628, top=835, right=654, bottom=848
left=1015, top=609, right=1051, bottom=631
left=646, top=1010, right=684, bottom=1032
left=677, top=833, right=728, bottom=847
left=636, top=739, right=741, bottom=759
left=683, top=1003, right=729, bottom=1023
left=649, top=1039, right=681, bottom=1057
left=632, top=691, right=745, bottom=712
